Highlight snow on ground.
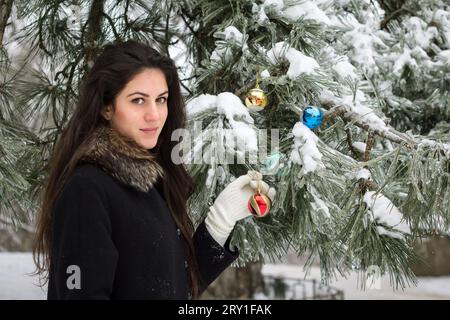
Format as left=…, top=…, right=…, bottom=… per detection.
left=262, top=264, right=450, bottom=300
left=0, top=252, right=47, bottom=300
left=1, top=252, right=450, bottom=300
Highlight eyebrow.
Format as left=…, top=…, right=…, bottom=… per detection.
left=127, top=91, right=169, bottom=97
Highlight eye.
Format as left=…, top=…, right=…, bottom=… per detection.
left=157, top=96, right=168, bottom=104
left=132, top=97, right=145, bottom=105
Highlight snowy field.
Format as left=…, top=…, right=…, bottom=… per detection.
left=1, top=252, right=449, bottom=300
left=261, top=264, right=450, bottom=300
left=0, top=253, right=47, bottom=299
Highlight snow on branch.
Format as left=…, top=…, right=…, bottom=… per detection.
left=363, top=190, right=411, bottom=240
left=290, top=122, right=325, bottom=175
left=320, top=91, right=450, bottom=158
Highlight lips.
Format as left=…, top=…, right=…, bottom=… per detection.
left=140, top=127, right=158, bottom=132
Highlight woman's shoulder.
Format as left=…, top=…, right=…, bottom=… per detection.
left=72, top=163, right=110, bottom=179
left=52, top=164, right=114, bottom=224
left=61, top=163, right=139, bottom=203
left=58, top=164, right=114, bottom=203
left=68, top=163, right=118, bottom=188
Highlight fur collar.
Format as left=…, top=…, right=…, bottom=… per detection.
left=78, top=124, right=164, bottom=192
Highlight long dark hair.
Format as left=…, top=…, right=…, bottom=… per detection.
left=33, top=40, right=200, bottom=298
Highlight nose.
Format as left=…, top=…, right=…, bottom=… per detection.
left=144, top=100, right=160, bottom=122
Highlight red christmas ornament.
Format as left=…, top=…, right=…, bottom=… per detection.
left=248, top=192, right=271, bottom=218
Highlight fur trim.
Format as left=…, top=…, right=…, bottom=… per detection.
left=79, top=125, right=164, bottom=192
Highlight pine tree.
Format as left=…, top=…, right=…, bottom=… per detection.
left=176, top=0, right=450, bottom=290
left=0, top=0, right=449, bottom=295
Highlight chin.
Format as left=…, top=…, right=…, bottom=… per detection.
left=137, top=139, right=157, bottom=149
left=145, top=143, right=157, bottom=150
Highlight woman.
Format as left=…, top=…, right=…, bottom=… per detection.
left=33, top=40, right=276, bottom=300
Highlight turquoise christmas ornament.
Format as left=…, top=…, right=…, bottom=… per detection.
left=261, top=152, right=286, bottom=178
left=261, top=152, right=281, bottom=175
left=302, top=106, right=323, bottom=129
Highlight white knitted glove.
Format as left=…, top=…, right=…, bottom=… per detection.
left=205, top=170, right=276, bottom=247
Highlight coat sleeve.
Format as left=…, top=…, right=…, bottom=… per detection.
left=47, top=172, right=119, bottom=300
left=193, top=219, right=239, bottom=295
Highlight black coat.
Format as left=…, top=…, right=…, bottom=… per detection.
left=47, top=125, right=239, bottom=299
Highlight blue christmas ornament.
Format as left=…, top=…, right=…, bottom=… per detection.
left=302, top=106, right=323, bottom=129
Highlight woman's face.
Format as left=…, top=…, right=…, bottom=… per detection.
left=103, top=68, right=169, bottom=149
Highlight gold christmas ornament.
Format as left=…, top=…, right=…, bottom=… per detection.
left=244, top=75, right=268, bottom=112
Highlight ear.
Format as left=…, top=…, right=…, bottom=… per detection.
left=101, top=105, right=112, bottom=120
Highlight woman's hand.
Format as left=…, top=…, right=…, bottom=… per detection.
left=205, top=170, right=276, bottom=247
